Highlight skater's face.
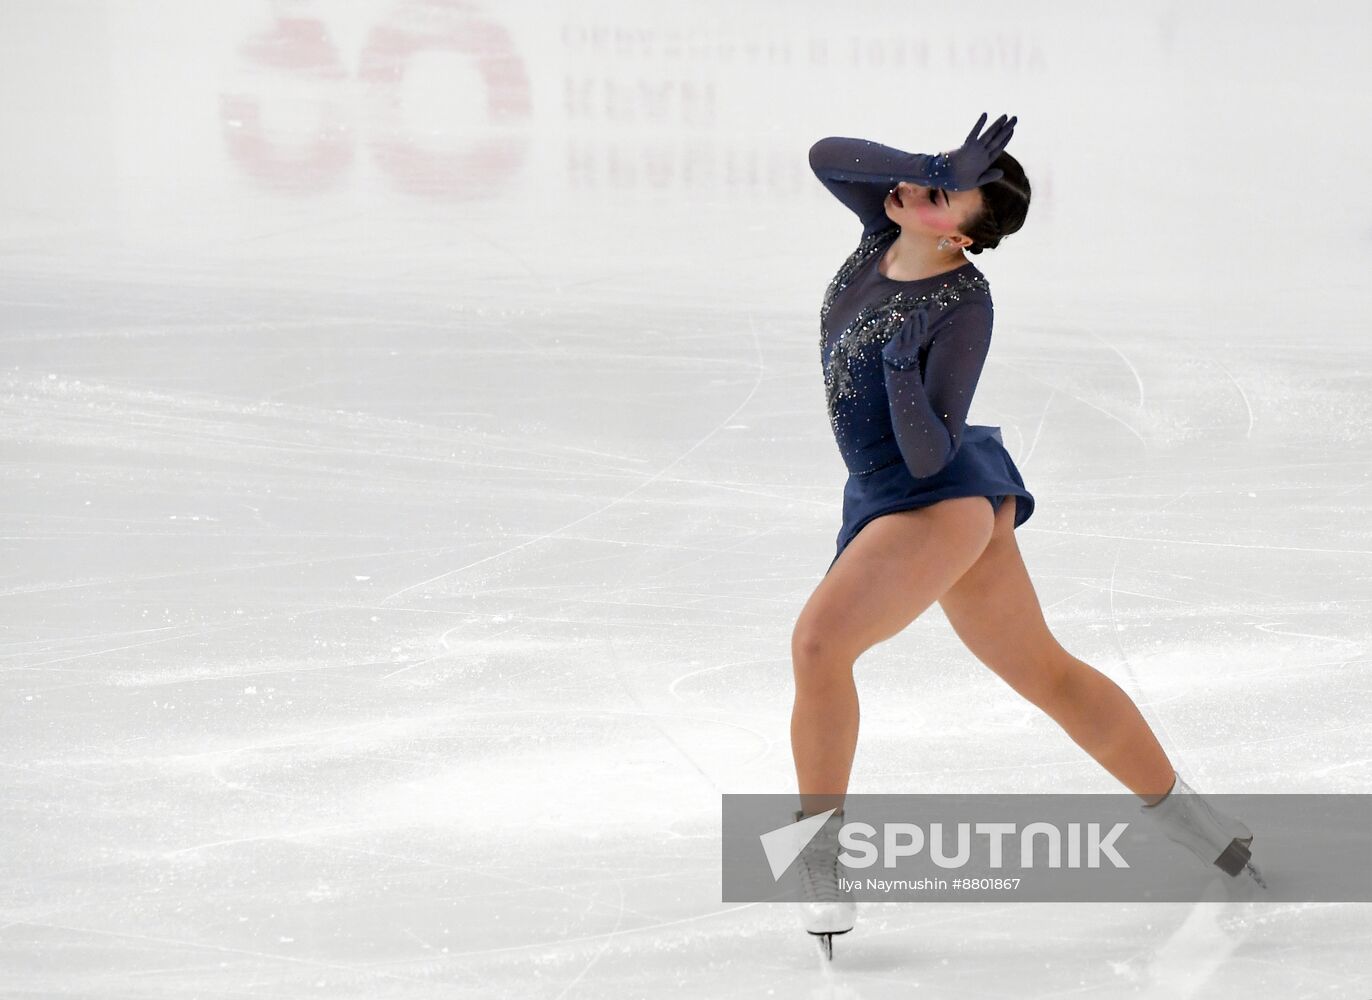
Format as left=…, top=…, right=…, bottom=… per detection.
left=884, top=181, right=983, bottom=245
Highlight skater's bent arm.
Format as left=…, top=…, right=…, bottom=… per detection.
left=808, top=137, right=955, bottom=237
left=883, top=302, right=993, bottom=479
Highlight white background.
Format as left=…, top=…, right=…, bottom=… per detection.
left=2, top=0, right=1369, bottom=995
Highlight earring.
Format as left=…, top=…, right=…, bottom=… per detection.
left=937, top=238, right=950, bottom=251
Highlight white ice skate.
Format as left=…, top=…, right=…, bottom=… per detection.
left=793, top=808, right=856, bottom=960
left=1138, top=771, right=1267, bottom=889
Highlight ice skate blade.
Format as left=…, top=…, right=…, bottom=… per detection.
left=810, top=928, right=850, bottom=961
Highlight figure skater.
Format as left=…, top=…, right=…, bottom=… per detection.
left=791, top=113, right=1263, bottom=960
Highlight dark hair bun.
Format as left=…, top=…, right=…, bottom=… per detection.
left=962, top=152, right=1030, bottom=254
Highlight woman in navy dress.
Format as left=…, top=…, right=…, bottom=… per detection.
left=790, top=114, right=1262, bottom=955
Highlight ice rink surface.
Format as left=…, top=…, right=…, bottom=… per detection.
left=2, top=0, right=1370, bottom=996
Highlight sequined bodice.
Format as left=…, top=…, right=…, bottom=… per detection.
left=819, top=226, right=992, bottom=475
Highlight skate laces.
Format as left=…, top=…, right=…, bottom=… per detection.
left=798, top=830, right=844, bottom=903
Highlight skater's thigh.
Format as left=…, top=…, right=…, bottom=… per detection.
left=937, top=508, right=1065, bottom=702
left=795, top=498, right=994, bottom=663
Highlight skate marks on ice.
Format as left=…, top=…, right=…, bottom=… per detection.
left=378, top=309, right=767, bottom=605
left=1137, top=880, right=1252, bottom=1000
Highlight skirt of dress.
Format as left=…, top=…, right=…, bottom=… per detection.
left=827, top=424, right=1035, bottom=575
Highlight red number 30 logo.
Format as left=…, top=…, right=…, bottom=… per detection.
left=219, top=1, right=531, bottom=199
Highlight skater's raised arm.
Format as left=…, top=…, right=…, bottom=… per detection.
left=881, top=301, right=993, bottom=479
left=808, top=137, right=954, bottom=238
left=808, top=115, right=1017, bottom=238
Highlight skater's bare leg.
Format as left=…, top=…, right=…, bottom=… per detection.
left=938, top=498, right=1176, bottom=803
left=1040, top=649, right=1176, bottom=803
left=792, top=497, right=995, bottom=817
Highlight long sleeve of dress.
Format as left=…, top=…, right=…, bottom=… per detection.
left=882, top=301, right=993, bottom=479
left=808, top=136, right=954, bottom=237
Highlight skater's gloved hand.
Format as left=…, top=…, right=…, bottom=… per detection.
left=881, top=300, right=993, bottom=478
left=931, top=111, right=1017, bottom=191
left=882, top=306, right=930, bottom=371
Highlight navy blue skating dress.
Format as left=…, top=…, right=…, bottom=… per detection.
left=810, top=136, right=1035, bottom=574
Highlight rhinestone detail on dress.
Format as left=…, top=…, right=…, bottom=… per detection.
left=819, top=227, right=894, bottom=330
left=820, top=229, right=990, bottom=432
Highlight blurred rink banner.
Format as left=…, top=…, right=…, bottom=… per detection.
left=722, top=793, right=1372, bottom=903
